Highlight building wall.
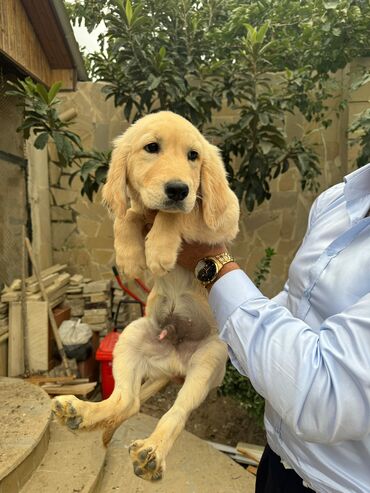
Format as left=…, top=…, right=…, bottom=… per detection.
left=0, top=69, right=27, bottom=287
left=49, top=67, right=370, bottom=296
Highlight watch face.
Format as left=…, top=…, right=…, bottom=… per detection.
left=196, top=259, right=217, bottom=283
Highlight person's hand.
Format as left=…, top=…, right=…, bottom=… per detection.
left=177, top=241, right=228, bottom=272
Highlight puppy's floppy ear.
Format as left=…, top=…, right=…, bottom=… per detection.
left=201, top=142, right=231, bottom=231
left=102, top=134, right=129, bottom=218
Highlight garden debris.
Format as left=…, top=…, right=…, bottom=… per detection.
left=206, top=440, right=257, bottom=466
left=236, top=442, right=264, bottom=465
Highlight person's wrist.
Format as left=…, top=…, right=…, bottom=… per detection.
left=205, top=261, right=240, bottom=291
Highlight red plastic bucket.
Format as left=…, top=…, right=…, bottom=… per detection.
left=95, top=331, right=120, bottom=399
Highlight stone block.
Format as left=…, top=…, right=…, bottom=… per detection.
left=270, top=191, right=298, bottom=210
left=51, top=206, right=73, bottom=222
left=92, top=249, right=114, bottom=265
left=49, top=162, right=61, bottom=186
left=76, top=216, right=100, bottom=238
left=278, top=170, right=298, bottom=192
left=256, top=218, right=282, bottom=247
left=52, top=223, right=76, bottom=249
left=51, top=187, right=77, bottom=206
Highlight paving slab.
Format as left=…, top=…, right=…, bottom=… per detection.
left=20, top=420, right=106, bottom=493
left=98, top=413, right=256, bottom=493
left=0, top=377, right=51, bottom=493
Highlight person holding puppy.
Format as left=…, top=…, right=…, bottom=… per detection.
left=177, top=162, right=370, bottom=493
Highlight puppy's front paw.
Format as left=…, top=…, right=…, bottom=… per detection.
left=146, top=248, right=177, bottom=277
left=116, top=245, right=146, bottom=279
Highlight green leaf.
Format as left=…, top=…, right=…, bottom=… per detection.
left=323, top=0, right=340, bottom=9
left=81, top=160, right=100, bottom=180
left=259, top=140, right=273, bottom=155
left=48, top=81, right=62, bottom=102
left=36, top=83, right=49, bottom=104
left=125, top=0, right=133, bottom=25
left=148, top=76, right=162, bottom=91
left=256, top=23, right=269, bottom=44
left=33, top=132, right=49, bottom=149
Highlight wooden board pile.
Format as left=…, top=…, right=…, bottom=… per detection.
left=82, top=280, right=112, bottom=334
left=0, top=264, right=70, bottom=307
left=25, top=375, right=97, bottom=397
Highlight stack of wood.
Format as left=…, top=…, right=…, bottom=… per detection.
left=1, top=264, right=70, bottom=308
left=65, top=274, right=86, bottom=317
left=82, top=280, right=112, bottom=334
left=25, top=375, right=97, bottom=397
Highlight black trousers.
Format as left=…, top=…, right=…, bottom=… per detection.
left=255, top=444, right=315, bottom=493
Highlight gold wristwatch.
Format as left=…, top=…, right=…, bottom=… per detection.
left=194, top=252, right=235, bottom=286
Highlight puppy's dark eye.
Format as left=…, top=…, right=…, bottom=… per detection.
left=144, top=142, right=160, bottom=153
left=188, top=150, right=198, bottom=161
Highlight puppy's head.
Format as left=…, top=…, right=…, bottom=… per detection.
left=102, top=111, right=232, bottom=230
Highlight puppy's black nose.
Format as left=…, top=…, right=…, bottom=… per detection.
left=165, top=181, right=189, bottom=201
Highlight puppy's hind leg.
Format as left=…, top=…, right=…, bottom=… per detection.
left=52, top=319, right=150, bottom=441
left=129, top=338, right=228, bottom=481
left=102, top=376, right=170, bottom=446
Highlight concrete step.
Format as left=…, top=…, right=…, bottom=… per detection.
left=20, top=420, right=106, bottom=493
left=0, top=377, right=51, bottom=493
left=98, top=413, right=256, bottom=493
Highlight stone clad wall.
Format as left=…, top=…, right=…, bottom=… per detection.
left=49, top=82, right=128, bottom=281
left=48, top=65, right=370, bottom=297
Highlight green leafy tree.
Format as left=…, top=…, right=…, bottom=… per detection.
left=6, top=77, right=110, bottom=201
left=348, top=71, right=370, bottom=168
left=211, top=24, right=321, bottom=210
left=63, top=0, right=370, bottom=206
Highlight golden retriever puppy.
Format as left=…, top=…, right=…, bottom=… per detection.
left=52, top=111, right=240, bottom=482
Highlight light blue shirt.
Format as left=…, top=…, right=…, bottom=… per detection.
left=209, top=162, right=370, bottom=493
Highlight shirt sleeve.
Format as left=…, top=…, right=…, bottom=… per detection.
left=271, top=281, right=289, bottom=307
left=209, top=270, right=370, bottom=444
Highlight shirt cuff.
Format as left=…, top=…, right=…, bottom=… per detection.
left=209, top=269, right=264, bottom=329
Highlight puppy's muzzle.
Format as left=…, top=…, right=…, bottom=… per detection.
left=164, top=181, right=189, bottom=202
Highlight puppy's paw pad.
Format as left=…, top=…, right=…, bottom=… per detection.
left=129, top=441, right=164, bottom=481
left=51, top=395, right=86, bottom=430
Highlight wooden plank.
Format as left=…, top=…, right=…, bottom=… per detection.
left=0, top=334, right=8, bottom=376
left=9, top=301, right=49, bottom=373
left=236, top=442, right=264, bottom=464
left=27, top=273, right=59, bottom=293
left=27, top=301, right=49, bottom=372
left=8, top=302, right=24, bottom=377
left=247, top=465, right=258, bottom=476
left=26, top=375, right=76, bottom=385
left=26, top=264, right=67, bottom=285
left=25, top=239, right=72, bottom=376
left=42, top=382, right=97, bottom=396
